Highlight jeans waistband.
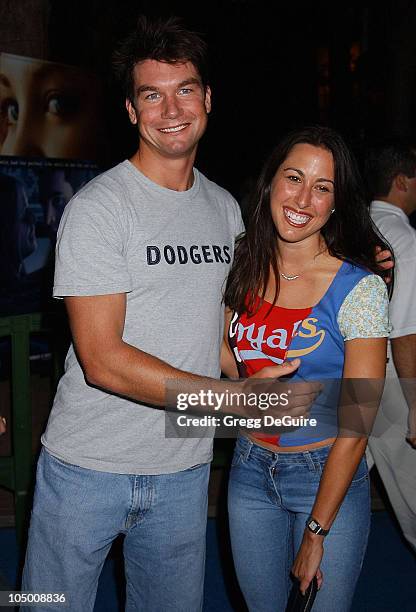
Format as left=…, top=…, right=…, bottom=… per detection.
left=237, top=434, right=333, bottom=465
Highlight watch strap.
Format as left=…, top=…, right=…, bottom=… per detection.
left=306, top=516, right=329, bottom=537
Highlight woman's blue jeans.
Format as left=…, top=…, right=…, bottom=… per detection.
left=228, top=435, right=370, bottom=612
left=21, top=448, right=210, bottom=612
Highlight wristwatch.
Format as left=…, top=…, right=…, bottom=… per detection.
left=306, top=516, right=329, bottom=537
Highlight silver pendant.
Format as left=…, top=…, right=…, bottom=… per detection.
left=280, top=272, right=300, bottom=281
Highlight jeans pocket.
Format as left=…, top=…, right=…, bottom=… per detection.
left=231, top=451, right=244, bottom=468
left=350, top=457, right=369, bottom=486
left=231, top=436, right=250, bottom=468
left=314, top=460, right=324, bottom=476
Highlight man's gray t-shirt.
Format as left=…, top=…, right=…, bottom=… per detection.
left=42, top=160, right=243, bottom=474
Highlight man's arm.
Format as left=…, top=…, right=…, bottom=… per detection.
left=65, top=294, right=206, bottom=406
left=391, top=334, right=416, bottom=447
left=65, top=294, right=311, bottom=413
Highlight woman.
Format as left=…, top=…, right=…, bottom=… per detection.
left=221, top=126, right=391, bottom=611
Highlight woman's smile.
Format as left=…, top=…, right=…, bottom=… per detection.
left=283, top=206, right=313, bottom=228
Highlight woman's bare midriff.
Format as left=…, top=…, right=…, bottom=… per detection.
left=246, top=432, right=336, bottom=452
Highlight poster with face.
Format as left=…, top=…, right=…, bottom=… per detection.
left=0, top=53, right=105, bottom=161
left=0, top=158, right=100, bottom=316
left=0, top=54, right=105, bottom=316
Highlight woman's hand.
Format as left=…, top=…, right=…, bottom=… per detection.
left=291, top=530, right=324, bottom=594
left=0, top=417, right=6, bottom=435
left=375, top=246, right=394, bottom=281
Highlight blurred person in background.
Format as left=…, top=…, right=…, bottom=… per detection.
left=366, top=141, right=416, bottom=553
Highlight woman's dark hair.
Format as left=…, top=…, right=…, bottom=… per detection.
left=112, top=15, right=209, bottom=104
left=225, top=125, right=393, bottom=316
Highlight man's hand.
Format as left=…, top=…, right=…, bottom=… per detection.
left=248, top=358, right=301, bottom=380
left=237, top=359, right=322, bottom=430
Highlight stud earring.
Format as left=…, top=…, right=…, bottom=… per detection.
left=330, top=208, right=335, bottom=214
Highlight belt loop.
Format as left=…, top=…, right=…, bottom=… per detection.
left=304, top=451, right=315, bottom=471
left=243, top=438, right=253, bottom=462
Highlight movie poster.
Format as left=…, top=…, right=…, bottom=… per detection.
left=0, top=157, right=100, bottom=316
left=0, top=53, right=105, bottom=316
left=0, top=53, right=105, bottom=161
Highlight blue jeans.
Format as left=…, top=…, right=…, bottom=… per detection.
left=228, top=435, right=370, bottom=612
left=21, top=448, right=210, bottom=612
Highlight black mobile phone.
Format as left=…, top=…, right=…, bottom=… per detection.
left=285, top=575, right=318, bottom=612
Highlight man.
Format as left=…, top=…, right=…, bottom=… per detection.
left=21, top=16, right=300, bottom=612
left=366, top=141, right=416, bottom=552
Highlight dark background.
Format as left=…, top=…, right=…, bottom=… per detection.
left=1, top=8, right=416, bottom=599
left=2, top=0, right=415, bottom=201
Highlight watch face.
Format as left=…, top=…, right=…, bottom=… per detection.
left=310, top=520, right=318, bottom=530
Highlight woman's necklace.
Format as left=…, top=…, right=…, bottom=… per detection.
left=280, top=271, right=300, bottom=281
left=279, top=251, right=323, bottom=281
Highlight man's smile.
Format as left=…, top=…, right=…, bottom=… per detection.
left=158, top=123, right=190, bottom=133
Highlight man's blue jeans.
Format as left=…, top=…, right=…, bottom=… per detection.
left=228, top=435, right=370, bottom=612
left=21, top=448, right=210, bottom=612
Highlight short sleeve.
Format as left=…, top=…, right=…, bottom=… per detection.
left=53, top=188, right=132, bottom=298
left=387, top=234, right=416, bottom=338
left=337, top=275, right=391, bottom=341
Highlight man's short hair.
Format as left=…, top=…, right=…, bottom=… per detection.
left=112, top=15, right=209, bottom=104
left=365, top=140, right=416, bottom=199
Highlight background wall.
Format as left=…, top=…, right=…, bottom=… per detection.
left=1, top=0, right=416, bottom=197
